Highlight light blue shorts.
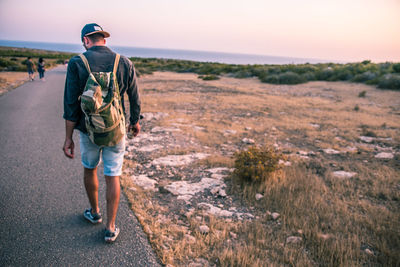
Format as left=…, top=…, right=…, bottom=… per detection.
left=79, top=131, right=126, bottom=176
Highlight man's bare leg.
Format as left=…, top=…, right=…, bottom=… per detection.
left=105, top=175, right=120, bottom=231
left=84, top=167, right=100, bottom=214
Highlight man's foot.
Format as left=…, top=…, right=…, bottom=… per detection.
left=104, top=227, right=120, bottom=243
left=83, top=208, right=102, bottom=224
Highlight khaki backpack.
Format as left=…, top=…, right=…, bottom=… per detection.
left=79, top=53, right=125, bottom=147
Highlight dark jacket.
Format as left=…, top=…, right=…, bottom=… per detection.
left=63, top=46, right=140, bottom=133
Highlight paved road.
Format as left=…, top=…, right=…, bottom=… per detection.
left=0, top=66, right=161, bottom=266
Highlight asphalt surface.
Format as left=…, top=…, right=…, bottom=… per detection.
left=0, top=66, right=161, bottom=266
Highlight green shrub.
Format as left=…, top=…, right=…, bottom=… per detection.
left=200, top=74, right=219, bottom=80
left=316, top=67, right=334, bottom=80
left=302, top=72, right=316, bottom=81
left=260, top=74, right=279, bottom=84
left=392, top=63, right=400, bottom=73
left=352, top=71, right=377, bottom=82
left=358, top=91, right=367, bottom=97
left=233, top=146, right=281, bottom=183
left=378, top=74, right=400, bottom=90
left=233, top=70, right=252, bottom=78
left=354, top=105, right=360, bottom=111
left=278, top=71, right=307, bottom=84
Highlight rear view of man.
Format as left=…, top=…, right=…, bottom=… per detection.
left=62, top=23, right=141, bottom=243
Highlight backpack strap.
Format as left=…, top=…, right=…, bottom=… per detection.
left=113, top=54, right=120, bottom=75
left=79, top=54, right=92, bottom=74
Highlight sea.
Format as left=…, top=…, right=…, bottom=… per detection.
left=0, top=39, right=330, bottom=65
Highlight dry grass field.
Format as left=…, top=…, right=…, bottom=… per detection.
left=122, top=71, right=399, bottom=266
left=0, top=72, right=29, bottom=96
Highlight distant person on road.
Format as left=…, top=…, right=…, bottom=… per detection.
left=26, top=57, right=35, bottom=81
left=37, top=57, right=45, bottom=81
left=62, top=23, right=141, bottom=243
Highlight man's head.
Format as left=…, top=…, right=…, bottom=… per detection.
left=81, top=23, right=110, bottom=50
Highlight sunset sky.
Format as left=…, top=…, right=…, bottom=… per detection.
left=0, top=0, right=399, bottom=62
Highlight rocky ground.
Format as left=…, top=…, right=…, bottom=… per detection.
left=121, top=72, right=399, bottom=266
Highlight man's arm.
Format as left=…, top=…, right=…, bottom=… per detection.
left=125, top=59, right=141, bottom=137
left=63, top=120, right=76, bottom=158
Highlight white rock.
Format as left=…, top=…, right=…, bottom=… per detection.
left=255, top=193, right=264, bottom=200
left=152, top=153, right=209, bottom=166
left=286, top=236, right=302, bottom=244
left=375, top=152, right=394, bottom=159
left=230, top=232, right=237, bottom=239
left=210, top=187, right=220, bottom=195
left=150, top=126, right=181, bottom=133
left=165, top=177, right=224, bottom=200
left=359, top=136, right=375, bottom=143
left=197, top=203, right=233, bottom=217
left=131, top=175, right=158, bottom=191
left=137, top=144, right=163, bottom=152
left=242, top=138, right=255, bottom=144
left=199, top=225, right=209, bottom=234
left=298, top=150, right=309, bottom=156
left=364, top=248, right=374, bottom=256
left=141, top=112, right=168, bottom=121
left=218, top=189, right=227, bottom=197
left=279, top=159, right=291, bottom=166
left=333, top=171, right=357, bottom=179
left=323, top=148, right=341, bottom=154
left=271, top=212, right=280, bottom=220
left=185, top=234, right=196, bottom=244
left=245, top=127, right=252, bottom=131
left=224, top=129, right=237, bottom=135
left=310, top=123, right=320, bottom=128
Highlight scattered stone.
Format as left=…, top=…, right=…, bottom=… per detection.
left=185, top=234, right=196, bottom=244
left=286, top=236, right=302, bottom=244
left=323, top=148, right=341, bottom=154
left=279, top=159, right=292, bottom=166
left=375, top=152, right=394, bottom=159
left=150, top=126, right=181, bottom=133
left=359, top=136, right=374, bottom=143
left=224, top=129, right=237, bottom=135
left=152, top=153, right=209, bottom=166
left=298, top=150, right=309, bottom=156
left=218, top=189, right=227, bottom=197
left=271, top=212, right=280, bottom=220
left=199, top=225, right=209, bottom=234
left=310, top=123, right=320, bottom=128
left=137, top=144, right=163, bottom=152
left=332, top=171, right=357, bottom=179
left=255, top=193, right=264, bottom=200
left=165, top=177, right=224, bottom=201
left=131, top=175, right=158, bottom=191
left=193, top=126, right=206, bottom=131
left=245, top=127, right=252, bottom=131
left=318, top=233, right=332, bottom=241
left=364, top=248, right=374, bottom=256
left=230, top=232, right=237, bottom=239
left=242, top=138, right=255, bottom=144
left=141, top=112, right=168, bottom=121
left=197, top=203, right=233, bottom=217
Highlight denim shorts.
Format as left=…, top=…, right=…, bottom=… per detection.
left=79, top=131, right=126, bottom=176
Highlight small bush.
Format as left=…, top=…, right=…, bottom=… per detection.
left=378, top=74, right=400, bottom=90
left=233, top=146, right=281, bottom=183
left=352, top=71, right=377, bottom=83
left=354, top=105, right=360, bottom=111
left=200, top=74, right=219, bottom=81
left=260, top=74, right=279, bottom=84
left=392, top=63, right=400, bottom=73
left=302, top=72, right=316, bottom=81
left=358, top=91, right=367, bottom=97
left=278, top=71, right=307, bottom=84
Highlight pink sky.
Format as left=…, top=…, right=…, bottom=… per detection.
left=0, top=0, right=399, bottom=62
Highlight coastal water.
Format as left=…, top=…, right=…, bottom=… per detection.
left=0, top=39, right=329, bottom=65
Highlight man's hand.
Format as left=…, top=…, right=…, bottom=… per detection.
left=128, top=122, right=141, bottom=137
left=63, top=138, right=75, bottom=159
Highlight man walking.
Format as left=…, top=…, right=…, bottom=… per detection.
left=26, top=57, right=36, bottom=81
left=62, top=23, right=141, bottom=243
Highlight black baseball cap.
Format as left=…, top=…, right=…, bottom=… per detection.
left=81, top=23, right=110, bottom=41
